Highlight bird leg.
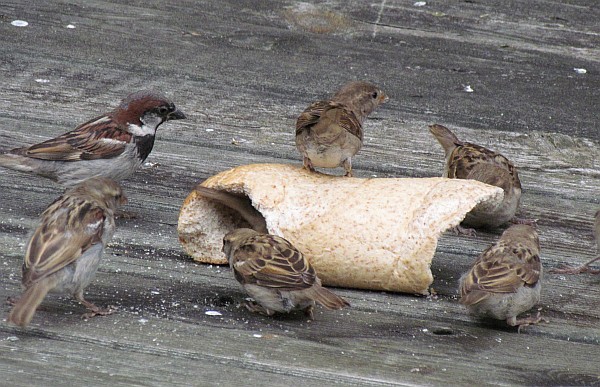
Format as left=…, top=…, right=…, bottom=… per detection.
left=304, top=305, right=315, bottom=321
left=343, top=158, right=353, bottom=177
left=302, top=156, right=316, bottom=173
left=511, top=217, right=538, bottom=226
left=244, top=300, right=275, bottom=316
left=508, top=310, right=547, bottom=333
left=75, top=292, right=116, bottom=319
left=549, top=256, right=600, bottom=275
left=452, top=224, right=477, bottom=237
left=115, top=209, right=138, bottom=220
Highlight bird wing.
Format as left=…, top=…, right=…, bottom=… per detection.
left=460, top=240, right=541, bottom=305
left=448, top=142, right=519, bottom=185
left=232, top=234, right=316, bottom=291
left=465, top=163, right=518, bottom=192
left=17, top=115, right=130, bottom=161
left=22, top=199, right=106, bottom=285
left=296, top=101, right=362, bottom=141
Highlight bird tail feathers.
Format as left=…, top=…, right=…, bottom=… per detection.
left=428, top=124, right=462, bottom=155
left=308, top=286, right=350, bottom=310
left=0, top=153, right=37, bottom=173
left=8, top=281, right=54, bottom=328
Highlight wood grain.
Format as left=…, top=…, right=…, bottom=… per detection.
left=1, top=0, right=599, bottom=385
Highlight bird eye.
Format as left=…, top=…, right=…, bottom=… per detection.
left=157, top=106, right=169, bottom=115
left=372, top=91, right=378, bottom=99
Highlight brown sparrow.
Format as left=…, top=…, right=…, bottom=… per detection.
left=296, top=81, right=387, bottom=177
left=459, top=224, right=545, bottom=332
left=0, top=90, right=186, bottom=186
left=550, top=209, right=600, bottom=274
left=8, top=177, right=127, bottom=327
left=429, top=124, right=530, bottom=234
left=222, top=228, right=349, bottom=319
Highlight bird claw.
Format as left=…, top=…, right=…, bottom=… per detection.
left=80, top=305, right=117, bottom=320
left=343, top=159, right=353, bottom=177
left=244, top=300, right=275, bottom=317
left=302, top=157, right=316, bottom=173
left=452, top=225, right=477, bottom=237
left=115, top=209, right=138, bottom=220
left=511, top=217, right=538, bottom=226
left=549, top=264, right=600, bottom=275
left=304, top=305, right=315, bottom=321
left=549, top=255, right=600, bottom=275
left=515, top=311, right=546, bottom=333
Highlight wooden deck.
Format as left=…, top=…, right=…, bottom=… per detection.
left=1, top=0, right=599, bottom=385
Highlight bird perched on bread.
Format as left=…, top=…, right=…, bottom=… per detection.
left=0, top=90, right=186, bottom=186
left=429, top=124, right=532, bottom=235
left=222, top=228, right=349, bottom=319
left=295, top=81, right=387, bottom=177
left=459, top=224, right=544, bottom=332
left=8, top=177, right=127, bottom=327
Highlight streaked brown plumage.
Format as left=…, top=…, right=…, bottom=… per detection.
left=222, top=228, right=349, bottom=318
left=429, top=124, right=529, bottom=234
left=550, top=209, right=600, bottom=274
left=8, top=177, right=127, bottom=327
left=296, top=81, right=387, bottom=177
left=459, top=224, right=544, bottom=331
left=0, top=90, right=186, bottom=186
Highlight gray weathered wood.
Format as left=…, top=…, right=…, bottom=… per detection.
left=1, top=0, right=599, bottom=385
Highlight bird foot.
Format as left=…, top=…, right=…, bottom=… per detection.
left=549, top=256, right=600, bottom=275
left=511, top=217, right=538, bottom=226
left=342, top=159, right=353, bottom=177
left=550, top=264, right=600, bottom=275
left=302, top=157, right=316, bottom=173
left=81, top=305, right=117, bottom=320
left=6, top=296, right=18, bottom=306
left=115, top=209, right=138, bottom=220
left=77, top=296, right=117, bottom=319
left=244, top=300, right=275, bottom=317
left=514, top=311, right=547, bottom=333
left=304, top=305, right=315, bottom=321
left=452, top=225, right=477, bottom=237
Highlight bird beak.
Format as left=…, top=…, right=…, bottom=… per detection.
left=379, top=93, right=389, bottom=104
left=168, top=109, right=187, bottom=120
left=119, top=195, right=129, bottom=206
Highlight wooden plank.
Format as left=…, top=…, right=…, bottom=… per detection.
left=1, top=0, right=599, bottom=385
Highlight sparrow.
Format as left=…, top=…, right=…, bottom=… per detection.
left=459, top=224, right=545, bottom=332
left=222, top=228, right=350, bottom=319
left=193, top=185, right=268, bottom=233
left=550, top=209, right=600, bottom=275
left=429, top=124, right=531, bottom=235
left=0, top=90, right=186, bottom=186
left=8, top=177, right=127, bottom=327
left=295, top=81, right=387, bottom=177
